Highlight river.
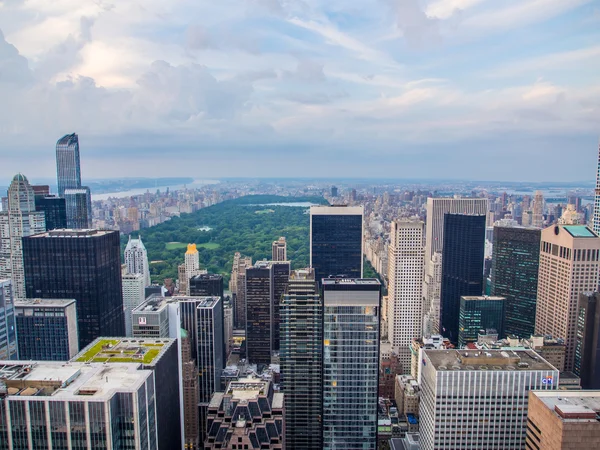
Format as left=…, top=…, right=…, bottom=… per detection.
left=91, top=179, right=220, bottom=201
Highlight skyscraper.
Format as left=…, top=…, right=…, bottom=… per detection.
left=574, top=292, right=600, bottom=389
left=532, top=190, right=545, bottom=228
left=189, top=273, right=224, bottom=298
left=423, top=198, right=488, bottom=332
left=423, top=252, right=442, bottom=334
left=0, top=279, right=17, bottom=360
left=22, top=229, right=125, bottom=349
left=34, top=194, right=67, bottom=230
left=387, top=219, right=425, bottom=372
left=280, top=269, right=322, bottom=449
left=420, top=349, right=558, bottom=450
left=179, top=243, right=203, bottom=295
left=14, top=298, right=78, bottom=360
left=55, top=133, right=92, bottom=229
left=322, top=278, right=381, bottom=450
left=124, top=235, right=151, bottom=287
left=272, top=236, right=287, bottom=261
left=56, top=133, right=82, bottom=197
left=594, top=143, right=600, bottom=234
left=457, top=295, right=506, bottom=347
left=245, top=261, right=290, bottom=364
left=0, top=174, right=46, bottom=299
left=230, top=252, right=252, bottom=329
left=310, top=205, right=363, bottom=283
left=439, top=214, right=486, bottom=344
left=491, top=225, right=541, bottom=338
left=535, top=225, right=600, bottom=371
left=122, top=271, right=146, bottom=337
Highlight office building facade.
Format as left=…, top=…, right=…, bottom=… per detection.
left=0, top=361, right=158, bottom=450
left=124, top=236, right=151, bottom=287
left=272, top=236, right=287, bottom=261
left=420, top=349, right=559, bottom=450
left=189, top=273, right=224, bottom=298
left=122, top=271, right=146, bottom=337
left=0, top=280, right=17, bottom=360
left=387, top=219, right=424, bottom=371
left=574, top=292, right=600, bottom=388
left=14, top=298, right=78, bottom=361
left=34, top=195, right=67, bottom=231
left=439, top=214, right=486, bottom=344
left=322, top=278, right=381, bottom=450
left=64, top=187, right=92, bottom=229
left=0, top=174, right=46, bottom=299
left=535, top=225, right=600, bottom=371
left=22, top=229, right=125, bottom=349
left=594, top=143, right=600, bottom=234
left=491, top=226, right=540, bottom=338
left=280, top=269, right=322, bottom=449
left=230, top=252, right=252, bottom=329
left=458, top=296, right=506, bottom=347
left=56, top=133, right=82, bottom=197
left=310, top=205, right=364, bottom=282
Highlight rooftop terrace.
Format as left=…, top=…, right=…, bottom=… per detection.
left=74, top=338, right=173, bottom=365
left=424, top=349, right=558, bottom=372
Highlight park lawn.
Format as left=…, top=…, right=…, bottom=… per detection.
left=165, top=242, right=189, bottom=250
left=198, top=242, right=220, bottom=249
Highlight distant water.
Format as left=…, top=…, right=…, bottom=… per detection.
left=92, top=179, right=220, bottom=201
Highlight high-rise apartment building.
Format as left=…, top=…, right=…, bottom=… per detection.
left=34, top=194, right=67, bottom=230
left=420, top=349, right=559, bottom=450
left=310, top=205, right=364, bottom=282
left=122, top=271, right=146, bottom=337
left=535, top=225, right=600, bottom=371
left=272, top=236, right=287, bottom=261
left=280, top=269, right=322, bottom=449
left=526, top=390, right=600, bottom=450
left=0, top=361, right=159, bottom=450
left=440, top=214, right=486, bottom=344
left=230, top=252, right=252, bottom=329
left=491, top=225, right=540, bottom=338
left=458, top=296, right=506, bottom=347
left=179, top=243, right=204, bottom=295
left=423, top=198, right=488, bottom=332
left=205, top=376, right=285, bottom=449
left=56, top=134, right=92, bottom=230
left=22, top=229, right=125, bottom=349
left=0, top=280, right=17, bottom=360
left=594, top=143, right=600, bottom=234
left=124, top=235, right=151, bottom=287
left=574, top=292, right=600, bottom=388
left=0, top=174, right=46, bottom=299
left=73, top=337, right=183, bottom=450
left=322, top=278, right=381, bottom=450
left=14, top=298, right=78, bottom=360
left=245, top=261, right=290, bottom=364
left=532, top=190, right=545, bottom=228
left=387, top=219, right=424, bottom=371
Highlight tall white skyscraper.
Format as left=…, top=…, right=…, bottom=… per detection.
left=185, top=243, right=200, bottom=280
left=422, top=252, right=442, bottom=334
left=387, top=219, right=425, bottom=372
left=124, top=235, right=151, bottom=286
left=122, top=271, right=146, bottom=337
left=422, top=198, right=488, bottom=333
left=0, top=174, right=46, bottom=299
left=593, top=143, right=600, bottom=235
left=532, top=190, right=545, bottom=229
left=272, top=236, right=287, bottom=261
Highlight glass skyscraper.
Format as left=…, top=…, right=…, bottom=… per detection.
left=440, top=214, right=486, bottom=344
left=56, top=133, right=81, bottom=197
left=22, top=229, right=125, bottom=349
left=310, top=205, right=363, bottom=283
left=34, top=194, right=67, bottom=230
left=491, top=226, right=540, bottom=338
left=322, top=278, right=380, bottom=450
left=0, top=280, right=17, bottom=360
left=458, top=296, right=506, bottom=347
left=280, top=269, right=322, bottom=449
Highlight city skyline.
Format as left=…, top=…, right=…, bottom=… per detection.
left=0, top=2, right=599, bottom=181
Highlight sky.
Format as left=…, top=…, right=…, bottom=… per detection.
left=0, top=0, right=599, bottom=181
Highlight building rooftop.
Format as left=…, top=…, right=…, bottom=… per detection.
left=0, top=361, right=150, bottom=400
left=461, top=296, right=506, bottom=302
left=424, top=349, right=558, bottom=372
left=73, top=337, right=174, bottom=365
left=322, top=278, right=381, bottom=285
left=532, top=390, right=600, bottom=421
left=133, top=296, right=170, bottom=313
left=562, top=225, right=598, bottom=238
left=226, top=376, right=269, bottom=401
left=29, top=229, right=113, bottom=238
left=169, top=296, right=220, bottom=308
left=56, top=133, right=78, bottom=146
left=310, top=205, right=364, bottom=215
left=190, top=273, right=223, bottom=281
left=14, top=298, right=76, bottom=308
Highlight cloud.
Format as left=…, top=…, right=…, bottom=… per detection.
left=385, top=0, right=441, bottom=48
left=0, top=29, right=33, bottom=86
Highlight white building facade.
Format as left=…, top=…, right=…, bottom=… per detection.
left=124, top=236, right=151, bottom=287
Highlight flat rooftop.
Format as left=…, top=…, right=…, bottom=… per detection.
left=461, top=296, right=505, bottom=302
left=29, top=229, right=113, bottom=238
left=533, top=390, right=600, bottom=421
left=226, top=376, right=269, bottom=401
left=310, top=205, right=364, bottom=215
left=73, top=337, right=174, bottom=365
left=424, top=349, right=558, bottom=371
left=0, top=361, right=150, bottom=400
left=562, top=225, right=598, bottom=238
left=322, top=278, right=381, bottom=285
left=169, top=296, right=220, bottom=308
left=14, top=298, right=76, bottom=308
left=133, top=296, right=170, bottom=313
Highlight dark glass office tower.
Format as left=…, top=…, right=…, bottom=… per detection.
left=271, top=261, right=290, bottom=351
left=574, top=293, right=600, bottom=389
left=64, top=187, right=92, bottom=229
left=440, top=214, right=486, bottom=344
left=0, top=280, right=17, bottom=360
left=322, top=278, right=381, bottom=450
left=310, top=205, right=363, bottom=283
left=22, top=229, right=125, bottom=349
left=34, top=195, right=67, bottom=230
left=280, top=269, right=322, bottom=449
left=189, top=273, right=224, bottom=298
left=491, top=226, right=541, bottom=338
left=458, top=296, right=506, bottom=347
left=56, top=133, right=81, bottom=197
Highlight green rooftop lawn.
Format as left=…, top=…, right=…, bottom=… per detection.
left=76, top=339, right=163, bottom=364
left=76, top=339, right=120, bottom=362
